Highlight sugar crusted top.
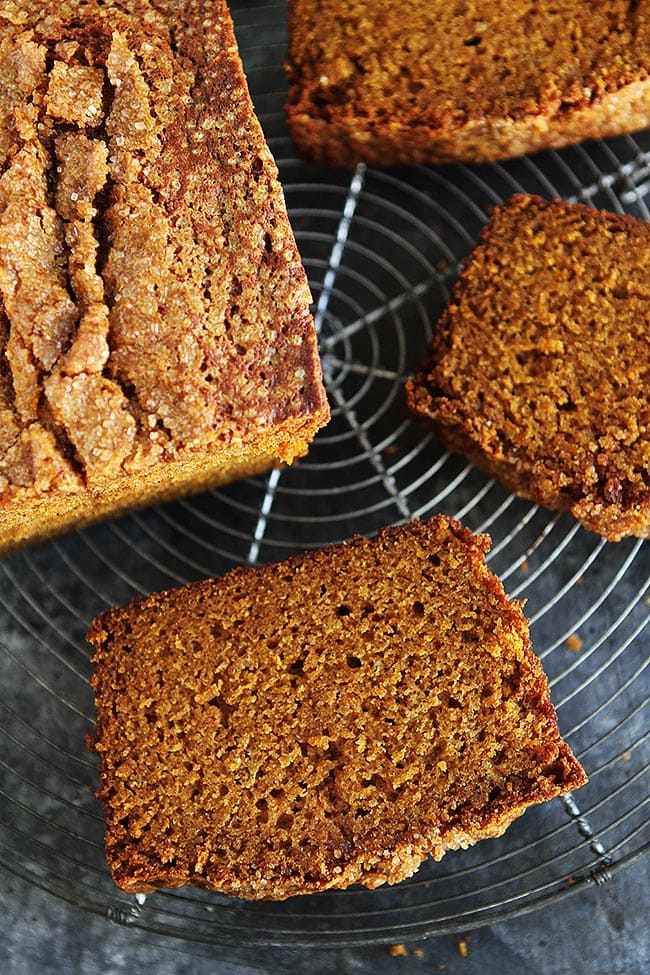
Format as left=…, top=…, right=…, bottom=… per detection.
left=0, top=0, right=326, bottom=501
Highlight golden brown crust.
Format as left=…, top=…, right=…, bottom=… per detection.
left=0, top=0, right=329, bottom=555
left=88, top=515, right=586, bottom=900
left=406, top=195, right=650, bottom=541
left=285, top=0, right=650, bottom=166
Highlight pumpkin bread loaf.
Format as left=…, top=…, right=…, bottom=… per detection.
left=286, top=0, right=650, bottom=166
left=88, top=516, right=586, bottom=900
left=406, top=195, right=650, bottom=541
left=0, top=0, right=329, bottom=556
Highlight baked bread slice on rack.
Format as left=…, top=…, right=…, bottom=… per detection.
left=406, top=194, right=650, bottom=541
left=88, top=516, right=586, bottom=900
left=0, top=0, right=329, bottom=556
left=285, top=0, right=650, bottom=166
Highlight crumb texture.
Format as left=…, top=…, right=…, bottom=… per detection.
left=406, top=195, right=650, bottom=541
left=286, top=0, right=650, bottom=165
left=0, top=0, right=328, bottom=550
left=88, top=516, right=586, bottom=900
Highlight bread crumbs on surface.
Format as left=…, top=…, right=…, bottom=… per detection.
left=566, top=633, right=583, bottom=652
left=389, top=944, right=409, bottom=957
left=458, top=939, right=469, bottom=957
left=621, top=751, right=631, bottom=761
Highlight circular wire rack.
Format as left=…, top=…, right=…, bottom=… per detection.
left=1, top=0, right=648, bottom=949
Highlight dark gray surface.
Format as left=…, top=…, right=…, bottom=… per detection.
left=1, top=0, right=649, bottom=965
left=3, top=858, right=648, bottom=974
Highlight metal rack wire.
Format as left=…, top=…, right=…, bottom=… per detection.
left=0, top=0, right=648, bottom=948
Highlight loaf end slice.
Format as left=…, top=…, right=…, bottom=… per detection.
left=89, top=516, right=586, bottom=900
left=406, top=195, right=650, bottom=541
left=286, top=0, right=650, bottom=166
left=0, top=0, right=329, bottom=556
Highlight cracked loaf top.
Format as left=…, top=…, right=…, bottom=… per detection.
left=0, top=0, right=328, bottom=509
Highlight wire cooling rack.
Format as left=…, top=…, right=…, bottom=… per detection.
left=0, top=0, right=648, bottom=949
